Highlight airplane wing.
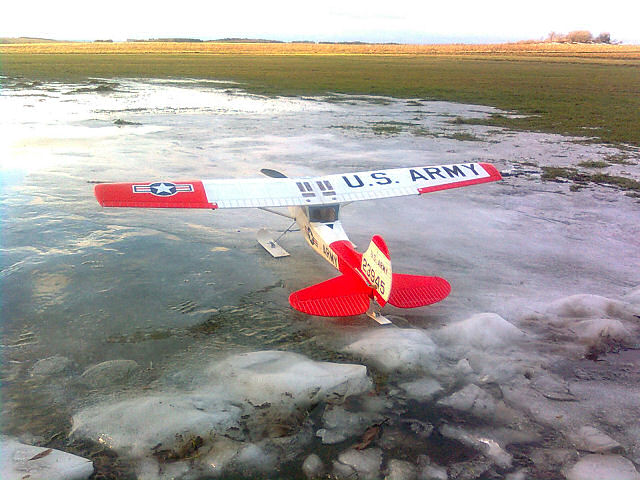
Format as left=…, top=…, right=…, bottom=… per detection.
left=94, top=162, right=501, bottom=209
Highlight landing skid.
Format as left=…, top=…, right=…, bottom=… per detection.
left=257, top=228, right=290, bottom=258
left=366, top=307, right=393, bottom=325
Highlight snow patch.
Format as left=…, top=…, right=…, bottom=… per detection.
left=569, top=426, right=624, bottom=454
left=564, top=454, right=640, bottom=480
left=30, top=355, right=73, bottom=376
left=386, top=459, right=417, bottom=480
left=546, top=294, right=639, bottom=322
left=302, top=453, right=325, bottom=479
left=0, top=436, right=94, bottom=480
left=624, top=286, right=640, bottom=305
left=333, top=447, right=383, bottom=480
left=203, top=350, right=371, bottom=407
left=399, top=378, right=444, bottom=401
left=71, top=395, right=242, bottom=458
left=80, top=359, right=140, bottom=387
left=437, top=384, right=497, bottom=420
left=440, top=425, right=512, bottom=469
left=71, top=350, right=371, bottom=477
left=574, top=318, right=634, bottom=346
left=342, top=328, right=438, bottom=373
left=317, top=404, right=383, bottom=445
left=434, top=313, right=525, bottom=351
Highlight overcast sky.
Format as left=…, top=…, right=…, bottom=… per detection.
left=3, top=0, right=639, bottom=44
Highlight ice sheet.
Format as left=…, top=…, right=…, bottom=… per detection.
left=1, top=78, right=639, bottom=478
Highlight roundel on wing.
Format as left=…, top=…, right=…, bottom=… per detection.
left=149, top=182, right=177, bottom=196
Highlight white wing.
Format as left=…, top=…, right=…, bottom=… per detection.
left=204, top=162, right=501, bottom=208
left=95, top=163, right=501, bottom=209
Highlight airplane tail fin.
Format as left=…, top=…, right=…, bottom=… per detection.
left=360, top=235, right=451, bottom=309
left=360, top=235, right=393, bottom=306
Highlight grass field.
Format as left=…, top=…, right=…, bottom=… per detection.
left=2, top=42, right=639, bottom=145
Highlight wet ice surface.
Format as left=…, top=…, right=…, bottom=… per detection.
left=1, top=78, right=639, bottom=479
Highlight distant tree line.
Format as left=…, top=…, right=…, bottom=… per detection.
left=127, top=38, right=204, bottom=43
left=125, top=38, right=285, bottom=43
left=209, top=38, right=284, bottom=43
left=121, top=38, right=401, bottom=45
left=546, top=31, right=612, bottom=44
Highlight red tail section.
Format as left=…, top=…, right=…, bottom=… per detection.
left=388, top=273, right=451, bottom=308
left=290, top=236, right=452, bottom=317
left=289, top=273, right=371, bottom=317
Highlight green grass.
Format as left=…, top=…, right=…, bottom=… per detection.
left=2, top=53, right=640, bottom=145
left=604, top=153, right=636, bottom=165
left=577, top=160, right=611, bottom=168
left=542, top=166, right=640, bottom=192
left=443, top=132, right=483, bottom=142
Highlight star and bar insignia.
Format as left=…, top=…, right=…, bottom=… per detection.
left=132, top=182, right=194, bottom=197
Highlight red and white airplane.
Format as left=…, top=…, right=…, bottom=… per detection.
left=95, top=162, right=501, bottom=324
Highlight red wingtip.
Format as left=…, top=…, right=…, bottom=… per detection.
left=94, top=184, right=106, bottom=206
left=93, top=181, right=216, bottom=209
left=94, top=183, right=115, bottom=207
left=479, top=162, right=503, bottom=181
left=417, top=162, right=502, bottom=195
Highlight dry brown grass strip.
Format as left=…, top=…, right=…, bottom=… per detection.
left=2, top=41, right=639, bottom=58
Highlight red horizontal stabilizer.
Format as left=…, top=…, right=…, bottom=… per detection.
left=289, top=274, right=371, bottom=317
left=94, top=181, right=216, bottom=209
left=388, top=273, right=451, bottom=308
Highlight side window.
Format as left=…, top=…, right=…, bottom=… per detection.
left=309, top=205, right=339, bottom=223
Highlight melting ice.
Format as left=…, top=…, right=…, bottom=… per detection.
left=1, top=78, right=639, bottom=479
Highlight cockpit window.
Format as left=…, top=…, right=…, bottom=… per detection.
left=308, top=205, right=339, bottom=223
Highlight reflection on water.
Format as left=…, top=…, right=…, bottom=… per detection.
left=2, top=79, right=438, bottom=441
left=2, top=78, right=639, bottom=478
left=0, top=77, right=498, bottom=361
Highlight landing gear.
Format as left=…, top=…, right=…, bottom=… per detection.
left=366, top=306, right=393, bottom=325
left=257, top=228, right=290, bottom=258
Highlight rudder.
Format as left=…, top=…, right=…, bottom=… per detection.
left=360, top=235, right=392, bottom=306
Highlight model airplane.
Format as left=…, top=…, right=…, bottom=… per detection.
left=94, top=162, right=501, bottom=323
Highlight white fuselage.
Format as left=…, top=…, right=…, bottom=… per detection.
left=289, top=205, right=350, bottom=272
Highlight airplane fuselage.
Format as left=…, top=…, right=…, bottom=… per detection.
left=290, top=204, right=390, bottom=307
left=291, top=205, right=347, bottom=272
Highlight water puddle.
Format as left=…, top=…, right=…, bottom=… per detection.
left=1, top=78, right=639, bottom=479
